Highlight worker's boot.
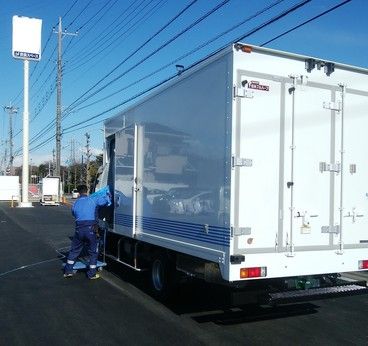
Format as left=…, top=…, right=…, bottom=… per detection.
left=89, top=273, right=100, bottom=280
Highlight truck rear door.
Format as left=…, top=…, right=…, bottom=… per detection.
left=334, top=89, right=368, bottom=248
left=233, top=71, right=368, bottom=255
left=233, top=74, right=284, bottom=252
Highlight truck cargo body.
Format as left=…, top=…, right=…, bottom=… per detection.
left=41, top=176, right=60, bottom=206
left=100, top=43, right=368, bottom=290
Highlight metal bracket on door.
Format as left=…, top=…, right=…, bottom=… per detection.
left=321, top=225, right=340, bottom=234
left=233, top=86, right=254, bottom=99
left=232, top=156, right=253, bottom=168
left=323, top=101, right=341, bottom=112
left=344, top=208, right=364, bottom=223
left=319, top=162, right=341, bottom=174
left=231, top=226, right=251, bottom=236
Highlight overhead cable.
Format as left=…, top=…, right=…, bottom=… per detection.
left=61, top=0, right=79, bottom=19
left=65, top=0, right=168, bottom=73
left=23, top=0, right=303, bottom=150
left=76, top=0, right=114, bottom=31
left=62, top=0, right=119, bottom=56
left=75, top=0, right=286, bottom=112
left=62, top=0, right=312, bottom=134
left=65, top=0, right=146, bottom=66
left=65, top=0, right=94, bottom=30
left=23, top=0, right=346, bottom=153
left=64, top=0, right=228, bottom=114
left=261, top=0, right=352, bottom=46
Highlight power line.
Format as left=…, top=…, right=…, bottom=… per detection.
left=13, top=0, right=179, bottom=153
left=65, top=0, right=168, bottom=74
left=63, top=0, right=313, bottom=134
left=64, top=0, right=229, bottom=115
left=261, top=0, right=352, bottom=46
left=63, top=0, right=119, bottom=57
left=18, top=0, right=349, bottom=157
left=63, top=72, right=179, bottom=134
left=16, top=0, right=283, bottom=153
left=66, top=0, right=146, bottom=66
left=65, top=0, right=94, bottom=30
left=76, top=0, right=115, bottom=32
left=74, top=0, right=287, bottom=112
left=16, top=0, right=295, bottom=153
left=234, top=0, right=311, bottom=42
left=61, top=0, right=79, bottom=19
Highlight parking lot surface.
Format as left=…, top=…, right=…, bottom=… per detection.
left=1, top=202, right=368, bottom=345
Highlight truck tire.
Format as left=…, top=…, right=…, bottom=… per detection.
left=150, top=254, right=176, bottom=300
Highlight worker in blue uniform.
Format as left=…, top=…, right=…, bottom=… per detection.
left=64, top=184, right=111, bottom=279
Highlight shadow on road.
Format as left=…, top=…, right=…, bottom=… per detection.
left=103, top=259, right=320, bottom=325
left=191, top=303, right=318, bottom=325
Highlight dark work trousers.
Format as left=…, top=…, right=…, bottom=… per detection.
left=64, top=223, right=98, bottom=278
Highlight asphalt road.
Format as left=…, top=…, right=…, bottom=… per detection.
left=0, top=202, right=368, bottom=345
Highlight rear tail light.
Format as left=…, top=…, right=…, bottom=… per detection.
left=240, top=266, right=267, bottom=279
left=358, top=260, right=368, bottom=269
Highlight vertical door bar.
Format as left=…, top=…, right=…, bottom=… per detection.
left=133, top=124, right=144, bottom=237
left=287, top=76, right=298, bottom=256
left=132, top=124, right=139, bottom=237
left=277, top=82, right=286, bottom=251
left=329, top=91, right=336, bottom=247
left=337, top=84, right=346, bottom=254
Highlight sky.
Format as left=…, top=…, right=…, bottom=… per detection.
left=0, top=0, right=367, bottom=169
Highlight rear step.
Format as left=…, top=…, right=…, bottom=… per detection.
left=269, top=284, right=368, bottom=304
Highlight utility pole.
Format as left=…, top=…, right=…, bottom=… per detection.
left=67, top=165, right=71, bottom=193
left=3, top=103, right=18, bottom=175
left=85, top=133, right=91, bottom=192
left=54, top=17, right=77, bottom=177
left=2, top=140, right=8, bottom=175
left=52, top=148, right=56, bottom=175
left=71, top=139, right=77, bottom=189
left=80, top=154, right=84, bottom=184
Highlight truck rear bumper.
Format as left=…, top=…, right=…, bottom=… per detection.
left=231, top=278, right=368, bottom=306
left=228, top=248, right=368, bottom=281
left=268, top=282, right=368, bottom=305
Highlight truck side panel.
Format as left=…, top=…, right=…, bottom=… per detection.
left=106, top=52, right=234, bottom=266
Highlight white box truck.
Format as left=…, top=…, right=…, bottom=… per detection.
left=97, top=43, right=368, bottom=302
left=41, top=176, right=60, bottom=206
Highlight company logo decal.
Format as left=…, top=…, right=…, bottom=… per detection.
left=248, top=80, right=269, bottom=91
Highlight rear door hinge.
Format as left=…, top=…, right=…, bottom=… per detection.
left=319, top=162, right=341, bottom=174
left=234, top=86, right=254, bottom=99
left=232, top=156, right=253, bottom=168
left=323, top=101, right=341, bottom=112
left=231, top=226, right=251, bottom=236
left=321, top=225, right=340, bottom=234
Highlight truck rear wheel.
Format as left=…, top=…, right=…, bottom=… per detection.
left=150, top=253, right=176, bottom=300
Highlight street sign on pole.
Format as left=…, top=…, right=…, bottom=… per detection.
left=12, top=16, right=42, bottom=61
left=12, top=15, right=42, bottom=208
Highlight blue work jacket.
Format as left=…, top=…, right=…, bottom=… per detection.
left=72, top=194, right=109, bottom=224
